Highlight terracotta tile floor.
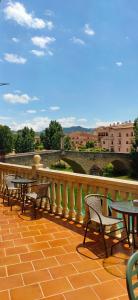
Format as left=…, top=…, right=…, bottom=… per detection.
left=0, top=199, right=131, bottom=300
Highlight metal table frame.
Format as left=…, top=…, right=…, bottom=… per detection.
left=111, top=200, right=138, bottom=250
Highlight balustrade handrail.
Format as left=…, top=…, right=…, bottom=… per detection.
left=0, top=161, right=138, bottom=223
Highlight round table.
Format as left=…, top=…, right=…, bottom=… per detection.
left=111, top=201, right=138, bottom=249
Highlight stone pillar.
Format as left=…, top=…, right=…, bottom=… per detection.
left=32, top=154, right=43, bottom=179
left=60, top=135, right=64, bottom=150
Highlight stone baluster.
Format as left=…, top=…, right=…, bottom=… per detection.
left=86, top=184, right=91, bottom=195
left=62, top=181, right=69, bottom=218
left=56, top=181, right=62, bottom=215
left=102, top=188, right=109, bottom=217
left=32, top=154, right=43, bottom=179
left=132, top=193, right=138, bottom=200
left=76, top=183, right=83, bottom=223
left=69, top=182, right=76, bottom=220
left=92, top=185, right=97, bottom=194
left=51, top=181, right=56, bottom=213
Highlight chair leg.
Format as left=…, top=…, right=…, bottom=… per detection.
left=101, top=226, right=108, bottom=258
left=3, top=189, right=6, bottom=204
left=33, top=202, right=37, bottom=219
left=8, top=194, right=10, bottom=206
left=83, top=220, right=91, bottom=244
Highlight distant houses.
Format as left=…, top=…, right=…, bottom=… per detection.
left=65, top=121, right=134, bottom=153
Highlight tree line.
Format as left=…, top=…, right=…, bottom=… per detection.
left=0, top=118, right=138, bottom=178
left=0, top=120, right=72, bottom=154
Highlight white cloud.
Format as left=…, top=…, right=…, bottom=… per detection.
left=49, top=106, right=60, bottom=111
left=40, top=109, right=47, bottom=112
left=12, top=37, right=19, bottom=43
left=11, top=117, right=51, bottom=131
left=3, top=92, right=39, bottom=104
left=116, top=61, right=123, bottom=67
left=32, top=96, right=39, bottom=101
left=4, top=1, right=46, bottom=29
left=93, top=119, right=121, bottom=128
left=31, top=36, right=56, bottom=49
left=26, top=110, right=36, bottom=114
left=31, top=50, right=45, bottom=57
left=71, top=36, right=85, bottom=46
left=57, top=117, right=87, bottom=127
left=45, top=20, right=54, bottom=30
left=77, top=118, right=87, bottom=123
left=9, top=116, right=89, bottom=131
left=48, top=50, right=54, bottom=56
left=4, top=53, right=27, bottom=64
left=84, top=24, right=95, bottom=36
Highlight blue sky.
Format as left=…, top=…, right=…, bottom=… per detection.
left=0, top=0, right=138, bottom=131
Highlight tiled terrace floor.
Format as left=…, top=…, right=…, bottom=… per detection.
left=0, top=199, right=130, bottom=300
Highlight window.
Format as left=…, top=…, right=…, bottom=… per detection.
left=126, top=141, right=128, bottom=144
left=119, top=132, right=121, bottom=137
left=126, top=133, right=129, bottom=137
left=131, top=132, right=133, bottom=136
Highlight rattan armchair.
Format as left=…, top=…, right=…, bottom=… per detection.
left=126, top=251, right=138, bottom=300
left=3, top=174, right=21, bottom=210
left=24, top=182, right=51, bottom=218
left=83, top=194, right=130, bottom=257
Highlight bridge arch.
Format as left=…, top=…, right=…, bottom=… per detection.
left=61, top=157, right=86, bottom=174
left=111, top=159, right=128, bottom=176
left=90, top=164, right=103, bottom=175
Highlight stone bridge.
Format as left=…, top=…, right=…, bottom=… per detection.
left=5, top=150, right=132, bottom=175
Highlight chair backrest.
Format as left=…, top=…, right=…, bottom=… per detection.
left=85, top=194, right=103, bottom=220
left=32, top=182, right=51, bottom=198
left=126, top=251, right=138, bottom=299
left=4, top=174, right=16, bottom=189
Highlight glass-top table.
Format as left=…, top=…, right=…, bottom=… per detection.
left=111, top=200, right=138, bottom=249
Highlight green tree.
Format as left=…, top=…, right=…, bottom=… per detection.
left=85, top=140, right=95, bottom=148
left=41, top=121, right=63, bottom=150
left=0, top=125, right=13, bottom=154
left=131, top=118, right=138, bottom=178
left=64, top=136, right=72, bottom=150
left=15, top=127, right=35, bottom=153
left=103, top=163, right=114, bottom=177
left=132, top=117, right=138, bottom=151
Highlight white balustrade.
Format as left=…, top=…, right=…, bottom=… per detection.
left=0, top=158, right=138, bottom=224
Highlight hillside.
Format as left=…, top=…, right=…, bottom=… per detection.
left=63, top=126, right=95, bottom=134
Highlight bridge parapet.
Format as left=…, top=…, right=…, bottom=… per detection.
left=4, top=150, right=132, bottom=175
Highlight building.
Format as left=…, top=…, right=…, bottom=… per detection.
left=95, top=121, right=134, bottom=153
left=68, top=131, right=97, bottom=149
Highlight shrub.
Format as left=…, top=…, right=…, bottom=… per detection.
left=103, top=163, right=114, bottom=177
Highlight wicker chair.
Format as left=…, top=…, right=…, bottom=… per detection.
left=83, top=194, right=130, bottom=257
left=126, top=251, right=138, bottom=300
left=24, top=182, right=51, bottom=218
left=3, top=174, right=21, bottom=210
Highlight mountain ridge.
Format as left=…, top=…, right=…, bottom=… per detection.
left=63, top=126, right=95, bottom=134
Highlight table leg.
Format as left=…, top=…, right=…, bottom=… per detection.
left=132, top=216, right=136, bottom=249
